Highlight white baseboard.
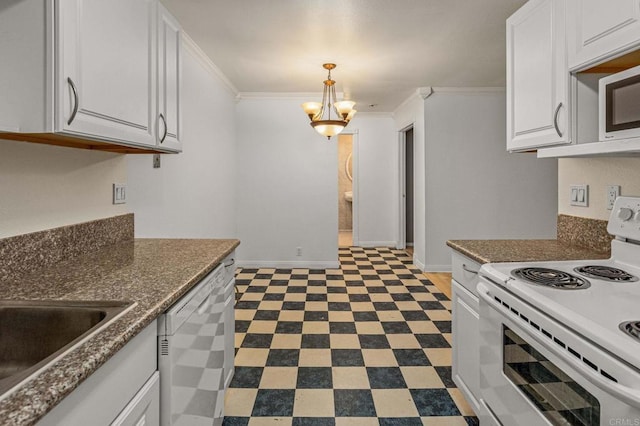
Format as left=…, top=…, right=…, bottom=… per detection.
left=357, top=241, right=398, bottom=248
left=237, top=260, right=340, bottom=269
left=424, top=265, right=452, bottom=273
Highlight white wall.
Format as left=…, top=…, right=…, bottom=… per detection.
left=423, top=89, right=558, bottom=270
left=0, top=140, right=128, bottom=238
left=394, top=89, right=558, bottom=271
left=126, top=37, right=238, bottom=238
left=348, top=114, right=397, bottom=247
left=235, top=96, right=339, bottom=268
left=558, top=157, right=640, bottom=220
left=235, top=97, right=399, bottom=268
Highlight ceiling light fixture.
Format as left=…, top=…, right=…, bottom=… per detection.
left=301, top=63, right=356, bottom=140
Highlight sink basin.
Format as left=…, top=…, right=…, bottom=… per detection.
left=0, top=299, right=134, bottom=396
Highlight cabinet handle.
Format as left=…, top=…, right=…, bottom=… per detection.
left=462, top=264, right=479, bottom=275
left=67, top=77, right=79, bottom=125
left=159, top=113, right=168, bottom=143
left=224, top=259, right=235, bottom=268
left=553, top=102, right=563, bottom=138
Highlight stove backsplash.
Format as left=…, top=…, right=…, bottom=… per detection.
left=557, top=214, right=612, bottom=254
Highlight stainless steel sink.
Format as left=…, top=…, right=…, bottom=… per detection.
left=0, top=299, right=134, bottom=396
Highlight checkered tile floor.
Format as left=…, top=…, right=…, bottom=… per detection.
left=224, top=247, right=478, bottom=425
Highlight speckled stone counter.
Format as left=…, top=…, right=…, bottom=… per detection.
left=0, top=237, right=240, bottom=426
left=446, top=239, right=610, bottom=265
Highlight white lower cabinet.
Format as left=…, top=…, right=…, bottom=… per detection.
left=38, top=322, right=158, bottom=426
left=452, top=280, right=481, bottom=414
left=112, top=372, right=160, bottom=426
left=450, top=252, right=483, bottom=417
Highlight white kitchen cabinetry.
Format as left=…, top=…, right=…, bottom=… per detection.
left=39, top=322, right=158, bottom=425
left=507, top=0, right=570, bottom=151
left=156, top=4, right=183, bottom=152
left=568, top=0, right=640, bottom=70
left=112, top=372, right=160, bottom=426
left=451, top=251, right=483, bottom=417
left=0, top=0, right=182, bottom=153
left=57, top=0, right=156, bottom=148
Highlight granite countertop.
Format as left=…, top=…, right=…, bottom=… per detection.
left=0, top=238, right=240, bottom=426
left=447, top=239, right=610, bottom=264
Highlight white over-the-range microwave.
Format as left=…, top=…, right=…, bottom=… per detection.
left=599, top=64, right=640, bottom=141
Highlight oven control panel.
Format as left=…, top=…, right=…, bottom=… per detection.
left=608, top=196, right=640, bottom=240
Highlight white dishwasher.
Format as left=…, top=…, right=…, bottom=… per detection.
left=158, top=253, right=235, bottom=426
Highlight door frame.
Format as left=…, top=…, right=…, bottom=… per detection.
left=397, top=124, right=413, bottom=250
left=340, top=130, right=359, bottom=247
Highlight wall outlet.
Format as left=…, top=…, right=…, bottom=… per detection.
left=113, top=183, right=126, bottom=204
left=569, top=184, right=588, bottom=207
left=606, top=185, right=621, bottom=210
left=153, top=154, right=161, bottom=168
left=296, top=247, right=302, bottom=256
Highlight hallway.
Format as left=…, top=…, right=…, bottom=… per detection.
left=224, top=247, right=476, bottom=425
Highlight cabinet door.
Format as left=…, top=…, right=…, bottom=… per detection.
left=568, top=0, right=640, bottom=70
left=56, top=0, right=156, bottom=148
left=452, top=280, right=481, bottom=416
left=507, top=0, right=570, bottom=151
left=111, top=372, right=160, bottom=426
left=157, top=5, right=182, bottom=152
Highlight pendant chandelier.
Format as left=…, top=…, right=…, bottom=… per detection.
left=301, top=63, right=356, bottom=139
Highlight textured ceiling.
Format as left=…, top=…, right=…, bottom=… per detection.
left=160, top=0, right=527, bottom=112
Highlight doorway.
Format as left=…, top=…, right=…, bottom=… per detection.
left=338, top=134, right=353, bottom=247
left=398, top=126, right=414, bottom=250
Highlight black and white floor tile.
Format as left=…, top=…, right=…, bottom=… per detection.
left=224, top=247, right=477, bottom=425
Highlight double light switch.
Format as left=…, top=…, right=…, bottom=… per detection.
left=570, top=184, right=588, bottom=207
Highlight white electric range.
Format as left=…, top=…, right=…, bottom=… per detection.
left=477, top=196, right=640, bottom=426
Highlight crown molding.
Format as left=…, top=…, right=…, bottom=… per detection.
left=181, top=32, right=238, bottom=96
left=236, top=92, right=345, bottom=101
left=352, top=111, right=394, bottom=118
left=431, top=87, right=506, bottom=94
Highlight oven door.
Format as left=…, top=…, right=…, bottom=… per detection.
left=478, top=278, right=640, bottom=426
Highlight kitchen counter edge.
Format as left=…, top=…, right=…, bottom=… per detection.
left=0, top=238, right=240, bottom=426
left=447, top=239, right=610, bottom=265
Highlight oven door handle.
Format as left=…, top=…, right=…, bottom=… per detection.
left=478, top=282, right=640, bottom=409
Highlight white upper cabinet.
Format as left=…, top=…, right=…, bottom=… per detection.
left=156, top=4, right=183, bottom=152
left=507, top=0, right=570, bottom=151
left=57, top=0, right=157, bottom=148
left=0, top=0, right=182, bottom=153
left=568, top=0, right=640, bottom=70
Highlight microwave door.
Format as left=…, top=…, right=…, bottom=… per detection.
left=605, top=74, right=640, bottom=134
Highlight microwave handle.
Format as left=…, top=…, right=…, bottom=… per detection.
left=553, top=102, right=563, bottom=138
left=477, top=281, right=640, bottom=409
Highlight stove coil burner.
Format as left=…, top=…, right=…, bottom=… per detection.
left=620, top=321, right=640, bottom=342
left=511, top=267, right=590, bottom=289
left=574, top=265, right=639, bottom=282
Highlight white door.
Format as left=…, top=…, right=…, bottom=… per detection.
left=568, top=0, right=640, bottom=70
left=157, top=5, right=182, bottom=152
left=507, top=0, right=570, bottom=151
left=56, top=0, right=156, bottom=148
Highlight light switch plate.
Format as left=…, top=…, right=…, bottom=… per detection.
left=113, top=183, right=126, bottom=204
left=570, top=184, right=588, bottom=207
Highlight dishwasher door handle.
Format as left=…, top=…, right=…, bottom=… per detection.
left=197, top=294, right=212, bottom=315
